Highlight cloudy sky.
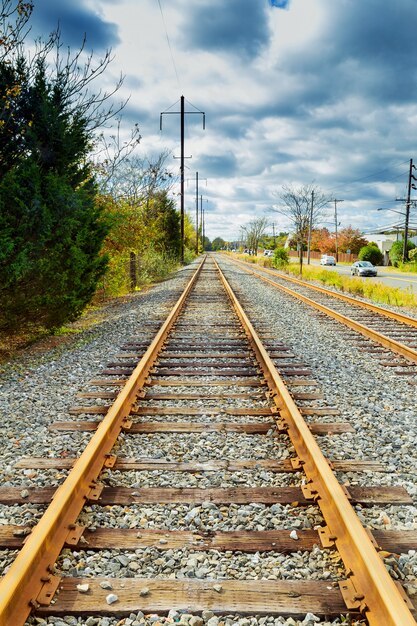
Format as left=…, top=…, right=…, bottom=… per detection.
left=27, top=0, right=417, bottom=241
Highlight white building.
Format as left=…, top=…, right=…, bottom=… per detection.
left=365, top=225, right=417, bottom=264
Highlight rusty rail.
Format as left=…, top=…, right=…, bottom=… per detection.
left=0, top=258, right=205, bottom=626
left=214, top=258, right=416, bottom=626
left=233, top=256, right=417, bottom=328
left=229, top=256, right=417, bottom=365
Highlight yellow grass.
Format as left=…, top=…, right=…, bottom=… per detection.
left=231, top=253, right=417, bottom=308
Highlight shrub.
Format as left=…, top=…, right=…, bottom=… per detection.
left=273, top=247, right=289, bottom=269
left=389, top=240, right=416, bottom=266
left=358, top=245, right=383, bottom=266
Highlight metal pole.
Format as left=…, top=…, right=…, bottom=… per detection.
left=195, top=171, right=199, bottom=254
left=180, top=95, right=185, bottom=263
left=307, top=190, right=314, bottom=264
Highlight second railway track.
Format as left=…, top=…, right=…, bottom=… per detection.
left=0, top=256, right=416, bottom=625
left=226, top=254, right=417, bottom=376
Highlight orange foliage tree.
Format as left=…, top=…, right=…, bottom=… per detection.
left=310, top=228, right=335, bottom=253
left=337, top=226, right=368, bottom=254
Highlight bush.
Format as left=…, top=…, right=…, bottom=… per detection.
left=358, top=245, right=383, bottom=266
left=273, top=247, right=289, bottom=269
left=389, top=240, right=416, bottom=266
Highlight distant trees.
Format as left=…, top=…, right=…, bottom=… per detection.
left=273, top=184, right=329, bottom=268
left=310, top=228, right=334, bottom=253
left=337, top=226, right=368, bottom=255
left=308, top=226, right=368, bottom=256
left=202, top=236, right=212, bottom=251
left=212, top=237, right=226, bottom=251
left=241, top=216, right=269, bottom=255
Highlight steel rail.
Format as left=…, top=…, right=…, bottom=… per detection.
left=232, top=255, right=417, bottom=328
left=0, top=258, right=205, bottom=626
left=228, top=257, right=417, bottom=365
left=214, top=258, right=416, bottom=626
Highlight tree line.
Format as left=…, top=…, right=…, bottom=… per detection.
left=0, top=1, right=191, bottom=344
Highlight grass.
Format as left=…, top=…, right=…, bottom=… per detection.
left=232, top=253, right=417, bottom=309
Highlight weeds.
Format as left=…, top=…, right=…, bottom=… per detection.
left=236, top=255, right=417, bottom=308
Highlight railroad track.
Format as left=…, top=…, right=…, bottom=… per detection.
left=224, top=255, right=417, bottom=376
left=0, top=256, right=416, bottom=625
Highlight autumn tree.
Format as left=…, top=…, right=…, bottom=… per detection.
left=310, top=228, right=335, bottom=253
left=337, top=226, right=368, bottom=254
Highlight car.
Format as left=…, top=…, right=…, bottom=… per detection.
left=263, top=250, right=273, bottom=257
left=320, top=255, right=336, bottom=266
left=350, top=261, right=378, bottom=277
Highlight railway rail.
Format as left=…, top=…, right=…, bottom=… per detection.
left=225, top=254, right=417, bottom=374
left=0, top=256, right=416, bottom=625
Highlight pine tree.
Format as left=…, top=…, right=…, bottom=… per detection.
left=0, top=58, right=109, bottom=331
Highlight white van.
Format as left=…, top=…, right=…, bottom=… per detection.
left=320, top=255, right=336, bottom=266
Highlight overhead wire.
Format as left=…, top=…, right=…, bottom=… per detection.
left=327, top=160, right=410, bottom=197
left=156, top=0, right=181, bottom=89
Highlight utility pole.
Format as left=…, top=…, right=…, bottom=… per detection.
left=333, top=199, right=344, bottom=261
left=193, top=173, right=207, bottom=254
left=200, top=195, right=208, bottom=251
left=396, top=158, right=417, bottom=262
left=272, top=222, right=276, bottom=247
left=307, top=190, right=314, bottom=264
left=160, top=96, right=205, bottom=263
left=195, top=171, right=199, bottom=254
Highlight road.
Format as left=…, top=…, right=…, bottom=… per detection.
left=303, top=259, right=417, bottom=292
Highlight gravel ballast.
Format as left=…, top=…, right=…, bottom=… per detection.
left=0, top=256, right=415, bottom=625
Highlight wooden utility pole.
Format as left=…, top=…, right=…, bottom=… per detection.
left=195, top=171, right=199, bottom=254
left=403, top=159, right=415, bottom=262
left=307, top=190, right=314, bottom=264
left=333, top=199, right=344, bottom=261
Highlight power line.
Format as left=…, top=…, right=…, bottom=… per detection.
left=327, top=160, right=409, bottom=195
left=156, top=0, right=181, bottom=88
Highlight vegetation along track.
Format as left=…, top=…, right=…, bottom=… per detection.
left=227, top=255, right=417, bottom=377
left=0, top=257, right=416, bottom=625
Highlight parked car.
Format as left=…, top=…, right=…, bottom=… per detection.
left=263, top=250, right=273, bottom=257
left=350, top=261, right=378, bottom=277
left=320, top=255, right=336, bottom=266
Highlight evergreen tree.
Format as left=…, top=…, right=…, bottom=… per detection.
left=0, top=58, right=109, bottom=331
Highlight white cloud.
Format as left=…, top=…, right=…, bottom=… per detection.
left=31, top=0, right=417, bottom=241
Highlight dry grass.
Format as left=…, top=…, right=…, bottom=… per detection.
left=231, top=253, right=417, bottom=309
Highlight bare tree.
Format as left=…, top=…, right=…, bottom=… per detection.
left=0, top=0, right=33, bottom=60
left=242, top=216, right=269, bottom=255
left=272, top=183, right=329, bottom=270
left=100, top=149, right=176, bottom=204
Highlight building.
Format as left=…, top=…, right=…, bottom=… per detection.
left=365, top=224, right=417, bottom=265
